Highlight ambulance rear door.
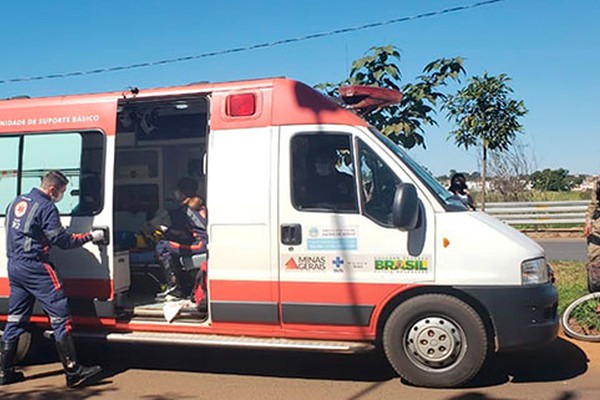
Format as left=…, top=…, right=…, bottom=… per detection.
left=0, top=97, right=119, bottom=320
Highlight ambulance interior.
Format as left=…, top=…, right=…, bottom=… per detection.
left=113, top=95, right=209, bottom=322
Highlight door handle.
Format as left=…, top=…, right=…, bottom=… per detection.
left=92, top=225, right=110, bottom=246
left=281, top=224, right=302, bottom=246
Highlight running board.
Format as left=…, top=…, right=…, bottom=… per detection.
left=65, top=330, right=375, bottom=353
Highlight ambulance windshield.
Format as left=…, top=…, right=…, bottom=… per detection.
left=369, top=128, right=468, bottom=211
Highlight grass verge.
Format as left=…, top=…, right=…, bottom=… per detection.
left=551, top=260, right=587, bottom=315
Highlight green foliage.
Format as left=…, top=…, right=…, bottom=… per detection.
left=529, top=189, right=591, bottom=201
left=530, top=168, right=585, bottom=192
left=315, top=45, right=465, bottom=149
left=444, top=73, right=528, bottom=152
left=554, top=261, right=600, bottom=333
left=552, top=260, right=587, bottom=316
left=443, top=73, right=528, bottom=209
left=570, top=297, right=600, bottom=332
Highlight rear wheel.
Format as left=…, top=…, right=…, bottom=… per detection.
left=15, top=331, right=32, bottom=363
left=0, top=327, right=31, bottom=363
left=3, top=329, right=51, bottom=364
left=383, top=294, right=488, bottom=388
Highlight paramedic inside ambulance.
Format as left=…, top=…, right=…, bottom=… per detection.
left=152, top=177, right=208, bottom=302
left=303, top=146, right=356, bottom=211
left=0, top=170, right=105, bottom=388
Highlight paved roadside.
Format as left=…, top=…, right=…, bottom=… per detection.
left=534, top=237, right=587, bottom=261
left=1, top=333, right=599, bottom=400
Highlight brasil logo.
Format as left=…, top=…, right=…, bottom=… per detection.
left=375, top=258, right=428, bottom=271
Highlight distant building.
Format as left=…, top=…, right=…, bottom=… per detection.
left=574, top=175, right=595, bottom=192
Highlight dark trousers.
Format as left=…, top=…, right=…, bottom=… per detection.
left=155, top=239, right=206, bottom=263
left=155, top=239, right=206, bottom=295
left=3, top=260, right=71, bottom=342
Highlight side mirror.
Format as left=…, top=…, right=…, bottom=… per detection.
left=392, top=183, right=419, bottom=231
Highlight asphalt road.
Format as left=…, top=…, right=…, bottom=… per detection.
left=2, top=335, right=599, bottom=400
left=535, top=238, right=587, bottom=261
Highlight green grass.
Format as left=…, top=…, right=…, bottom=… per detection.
left=529, top=190, right=591, bottom=202
left=551, top=260, right=588, bottom=315
left=513, top=224, right=582, bottom=231
left=470, top=189, right=591, bottom=203
left=569, top=297, right=600, bottom=332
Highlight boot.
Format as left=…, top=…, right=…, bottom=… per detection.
left=0, top=340, right=24, bottom=385
left=155, top=259, right=185, bottom=301
left=55, top=334, right=102, bottom=388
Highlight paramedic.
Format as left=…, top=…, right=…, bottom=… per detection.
left=0, top=171, right=105, bottom=388
left=300, top=148, right=356, bottom=210
left=155, top=178, right=207, bottom=301
left=584, top=175, right=600, bottom=292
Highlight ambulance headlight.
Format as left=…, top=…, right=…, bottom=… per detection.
left=521, top=257, right=548, bottom=285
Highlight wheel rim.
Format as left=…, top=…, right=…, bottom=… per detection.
left=405, top=316, right=465, bottom=370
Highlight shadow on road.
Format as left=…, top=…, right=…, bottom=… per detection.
left=0, top=382, right=116, bottom=400
left=8, top=335, right=587, bottom=399
left=65, top=336, right=588, bottom=388
left=465, top=337, right=588, bottom=387
left=446, top=391, right=577, bottom=400
left=88, top=342, right=398, bottom=382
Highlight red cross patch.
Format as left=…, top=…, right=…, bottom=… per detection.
left=14, top=201, right=28, bottom=218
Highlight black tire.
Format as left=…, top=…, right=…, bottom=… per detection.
left=15, top=331, right=32, bottom=363
left=1, top=329, right=45, bottom=364
left=382, top=294, right=488, bottom=388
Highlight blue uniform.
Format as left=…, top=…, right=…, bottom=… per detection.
left=3, top=188, right=92, bottom=342
left=155, top=205, right=207, bottom=262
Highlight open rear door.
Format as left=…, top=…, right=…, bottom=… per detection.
left=0, top=96, right=119, bottom=319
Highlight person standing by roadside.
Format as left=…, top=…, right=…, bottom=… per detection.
left=584, top=175, right=600, bottom=292
left=448, top=173, right=476, bottom=211
left=0, top=171, right=105, bottom=388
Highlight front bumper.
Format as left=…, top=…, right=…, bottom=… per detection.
left=456, top=283, right=558, bottom=352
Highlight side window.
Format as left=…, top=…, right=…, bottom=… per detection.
left=358, top=139, right=401, bottom=226
left=291, top=133, right=358, bottom=212
left=22, top=132, right=104, bottom=215
left=0, top=136, right=20, bottom=214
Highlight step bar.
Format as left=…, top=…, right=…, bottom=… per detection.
left=62, top=330, right=375, bottom=354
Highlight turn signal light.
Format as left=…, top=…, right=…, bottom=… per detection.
left=226, top=93, right=256, bottom=117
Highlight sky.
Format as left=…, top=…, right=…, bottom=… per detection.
left=0, top=0, right=598, bottom=177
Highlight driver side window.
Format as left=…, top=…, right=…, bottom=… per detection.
left=358, top=140, right=401, bottom=226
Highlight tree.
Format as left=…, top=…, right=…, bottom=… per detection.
left=316, top=46, right=465, bottom=149
left=487, top=140, right=535, bottom=202
left=444, top=73, right=528, bottom=210
left=530, top=168, right=583, bottom=192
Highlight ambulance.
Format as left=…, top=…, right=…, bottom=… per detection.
left=0, top=77, right=558, bottom=387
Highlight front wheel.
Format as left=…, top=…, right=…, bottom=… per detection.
left=382, top=294, right=488, bottom=388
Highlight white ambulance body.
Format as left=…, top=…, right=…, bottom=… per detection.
left=0, top=78, right=558, bottom=387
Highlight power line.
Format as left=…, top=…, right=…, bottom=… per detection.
left=0, top=0, right=504, bottom=85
